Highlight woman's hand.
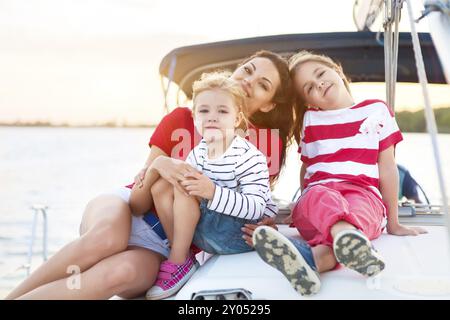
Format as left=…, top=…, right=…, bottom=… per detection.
left=153, top=156, right=197, bottom=194
left=133, top=166, right=149, bottom=188
left=241, top=217, right=278, bottom=247
left=387, top=223, right=427, bottom=236
left=181, top=172, right=215, bottom=200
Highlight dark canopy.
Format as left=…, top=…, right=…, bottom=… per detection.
left=159, top=31, right=445, bottom=99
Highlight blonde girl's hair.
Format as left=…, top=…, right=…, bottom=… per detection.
left=288, top=51, right=352, bottom=144
left=192, top=71, right=249, bottom=131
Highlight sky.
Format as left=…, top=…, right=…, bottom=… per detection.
left=0, top=0, right=448, bottom=126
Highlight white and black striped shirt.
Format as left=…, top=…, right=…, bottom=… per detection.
left=186, top=136, right=278, bottom=220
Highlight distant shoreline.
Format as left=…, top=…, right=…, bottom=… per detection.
left=1, top=107, right=449, bottom=133
left=0, top=123, right=157, bottom=129
left=1, top=124, right=449, bottom=134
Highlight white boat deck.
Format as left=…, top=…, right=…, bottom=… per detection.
left=175, top=225, right=450, bottom=300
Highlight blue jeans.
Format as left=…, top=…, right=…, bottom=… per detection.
left=288, top=237, right=317, bottom=271
left=193, top=201, right=259, bottom=255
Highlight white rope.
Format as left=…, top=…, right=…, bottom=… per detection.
left=391, top=1, right=401, bottom=110
left=405, top=0, right=450, bottom=247
left=383, top=0, right=403, bottom=111
left=384, top=1, right=393, bottom=108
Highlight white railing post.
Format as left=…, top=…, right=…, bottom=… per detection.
left=26, top=205, right=49, bottom=276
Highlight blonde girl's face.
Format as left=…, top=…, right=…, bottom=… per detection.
left=193, top=89, right=242, bottom=143
left=231, top=57, right=281, bottom=116
left=293, top=60, right=352, bottom=110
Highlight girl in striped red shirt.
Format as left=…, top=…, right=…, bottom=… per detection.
left=253, top=51, right=427, bottom=296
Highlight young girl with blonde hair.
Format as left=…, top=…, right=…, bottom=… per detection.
left=131, top=72, right=277, bottom=299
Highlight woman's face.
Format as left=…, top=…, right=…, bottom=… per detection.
left=231, top=57, right=281, bottom=116
left=293, top=61, right=353, bottom=110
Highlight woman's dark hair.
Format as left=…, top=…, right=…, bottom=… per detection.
left=239, top=50, right=295, bottom=186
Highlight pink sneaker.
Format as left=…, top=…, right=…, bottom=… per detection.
left=146, top=254, right=198, bottom=300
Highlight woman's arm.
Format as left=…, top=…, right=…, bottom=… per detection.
left=130, top=145, right=199, bottom=215
left=379, top=146, right=427, bottom=236
left=182, top=167, right=269, bottom=220
left=132, top=148, right=161, bottom=188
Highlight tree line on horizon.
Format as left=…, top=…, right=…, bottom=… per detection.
left=395, top=107, right=450, bottom=133
left=2, top=107, right=450, bottom=133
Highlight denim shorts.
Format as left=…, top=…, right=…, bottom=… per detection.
left=192, top=201, right=259, bottom=255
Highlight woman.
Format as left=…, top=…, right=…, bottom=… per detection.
left=6, top=50, right=296, bottom=300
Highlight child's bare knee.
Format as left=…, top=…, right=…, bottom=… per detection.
left=173, top=185, right=191, bottom=199
left=150, top=178, right=173, bottom=197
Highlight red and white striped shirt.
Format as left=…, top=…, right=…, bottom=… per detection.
left=299, top=99, right=403, bottom=197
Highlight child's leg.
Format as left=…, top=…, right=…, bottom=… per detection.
left=292, top=183, right=366, bottom=246
left=145, top=186, right=200, bottom=300
left=129, top=166, right=159, bottom=215
left=169, top=187, right=201, bottom=264
left=330, top=220, right=357, bottom=238
left=291, top=182, right=385, bottom=276
left=331, top=186, right=386, bottom=277
left=330, top=186, right=385, bottom=240
left=150, top=178, right=175, bottom=244
left=312, top=245, right=337, bottom=273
